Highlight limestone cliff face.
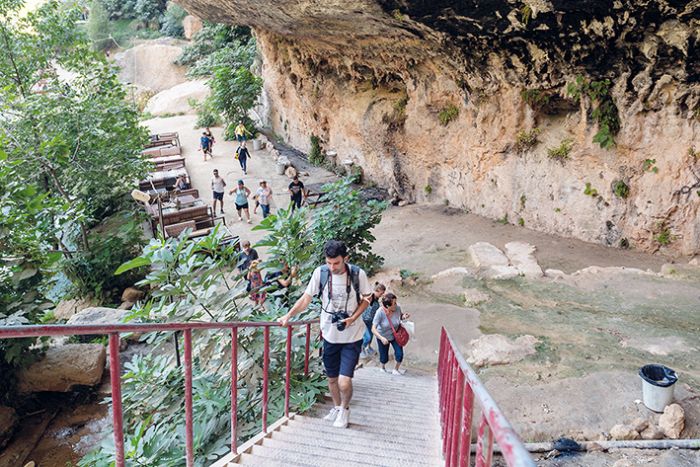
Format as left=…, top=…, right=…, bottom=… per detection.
left=179, top=0, right=700, bottom=254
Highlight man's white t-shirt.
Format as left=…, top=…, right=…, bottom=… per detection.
left=212, top=177, right=225, bottom=193
left=305, top=265, right=371, bottom=344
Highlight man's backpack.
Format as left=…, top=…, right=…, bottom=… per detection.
left=317, top=263, right=361, bottom=304
left=201, top=136, right=210, bottom=148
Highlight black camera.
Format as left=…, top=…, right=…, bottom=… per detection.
left=330, top=311, right=350, bottom=331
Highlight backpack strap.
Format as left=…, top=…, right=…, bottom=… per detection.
left=317, top=265, right=330, bottom=300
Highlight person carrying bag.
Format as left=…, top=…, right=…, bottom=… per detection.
left=371, top=293, right=410, bottom=375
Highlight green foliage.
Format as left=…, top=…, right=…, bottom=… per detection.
left=133, top=0, right=166, bottom=25
left=654, top=227, right=673, bottom=246
left=87, top=0, right=111, bottom=51
left=383, top=93, right=408, bottom=128
left=438, top=104, right=459, bottom=126
left=209, top=66, right=262, bottom=127
left=612, top=180, right=630, bottom=199
left=177, top=23, right=254, bottom=76
left=159, top=2, right=187, bottom=38
left=392, top=9, right=406, bottom=21
left=514, top=128, right=541, bottom=152
left=190, top=98, right=222, bottom=128
left=308, top=134, right=325, bottom=166
left=520, top=5, right=532, bottom=26
left=566, top=75, right=620, bottom=149
left=424, top=185, right=432, bottom=195
left=83, top=227, right=326, bottom=466
left=519, top=194, right=526, bottom=210
left=518, top=217, right=525, bottom=227
left=497, top=214, right=509, bottom=224
left=688, top=146, right=698, bottom=159
left=547, top=138, right=574, bottom=161
left=61, top=210, right=148, bottom=301
left=399, top=269, right=419, bottom=280
left=99, top=0, right=137, bottom=19
left=643, top=158, right=659, bottom=173
left=583, top=182, right=599, bottom=197
left=311, top=178, right=387, bottom=275
left=521, top=88, right=550, bottom=111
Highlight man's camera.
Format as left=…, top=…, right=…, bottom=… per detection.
left=330, top=311, right=350, bottom=331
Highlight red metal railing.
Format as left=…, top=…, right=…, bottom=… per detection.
left=438, top=327, right=535, bottom=467
left=0, top=320, right=318, bottom=467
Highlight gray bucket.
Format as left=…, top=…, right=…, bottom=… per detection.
left=639, top=364, right=677, bottom=412
left=276, top=162, right=286, bottom=175
left=252, top=139, right=262, bottom=151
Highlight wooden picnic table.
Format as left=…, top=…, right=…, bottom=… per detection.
left=139, top=167, right=189, bottom=190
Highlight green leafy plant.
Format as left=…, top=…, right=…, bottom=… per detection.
left=519, top=194, right=526, bottom=210
left=654, top=227, right=673, bottom=246
left=566, top=76, right=620, bottom=149
left=399, top=269, right=419, bottom=281
left=518, top=217, right=525, bottom=227
left=583, top=182, right=599, bottom=197
left=159, top=2, right=187, bottom=38
left=438, top=104, right=459, bottom=126
left=688, top=146, right=698, bottom=159
left=514, top=128, right=541, bottom=152
left=521, top=89, right=550, bottom=112
left=497, top=214, right=509, bottom=225
left=547, top=138, right=574, bottom=161
left=308, top=134, right=325, bottom=166
left=210, top=66, right=262, bottom=127
left=424, top=185, right=433, bottom=195
left=392, top=9, right=406, bottom=21
left=190, top=98, right=222, bottom=128
left=383, top=93, right=409, bottom=128
left=87, top=0, right=112, bottom=51
left=643, top=158, right=659, bottom=173
left=612, top=180, right=630, bottom=199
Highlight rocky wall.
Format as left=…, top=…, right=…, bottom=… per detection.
left=179, top=0, right=700, bottom=254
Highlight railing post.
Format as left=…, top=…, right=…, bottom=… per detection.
left=262, top=326, right=270, bottom=433
left=449, top=370, right=465, bottom=467
left=458, top=383, right=474, bottom=467
left=475, top=413, right=494, bottom=467
left=230, top=326, right=238, bottom=454
left=183, top=329, right=194, bottom=467
left=304, top=323, right=311, bottom=376
left=108, top=333, right=125, bottom=467
left=285, top=325, right=292, bottom=417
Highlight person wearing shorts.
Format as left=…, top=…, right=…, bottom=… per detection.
left=229, top=179, right=252, bottom=223
left=211, top=169, right=226, bottom=214
left=278, top=240, right=371, bottom=429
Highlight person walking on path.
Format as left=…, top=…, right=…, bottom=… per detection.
left=288, top=175, right=305, bottom=211
left=360, top=282, right=386, bottom=358
left=237, top=240, right=259, bottom=275
left=278, top=240, right=372, bottom=428
left=372, top=292, right=410, bottom=375
left=247, top=260, right=266, bottom=306
left=236, top=141, right=251, bottom=175
left=234, top=120, right=252, bottom=142
left=229, top=179, right=252, bottom=223
left=200, top=131, right=213, bottom=160
left=211, top=169, right=226, bottom=214
left=204, top=127, right=215, bottom=150
left=254, top=180, right=273, bottom=218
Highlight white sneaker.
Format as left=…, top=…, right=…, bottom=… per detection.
left=333, top=408, right=349, bottom=428
left=359, top=349, right=368, bottom=359
left=323, top=406, right=341, bottom=422
left=380, top=367, right=389, bottom=373
left=392, top=368, right=406, bottom=375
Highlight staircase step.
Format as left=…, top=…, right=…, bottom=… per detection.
left=248, top=443, right=391, bottom=467
left=271, top=427, right=443, bottom=462
left=236, top=452, right=316, bottom=467
left=290, top=415, right=441, bottom=442
left=313, top=403, right=437, bottom=424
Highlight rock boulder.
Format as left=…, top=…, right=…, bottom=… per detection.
left=121, top=287, right=145, bottom=303
left=144, top=80, right=210, bottom=116
left=53, top=298, right=98, bottom=321
left=467, top=334, right=538, bottom=367
left=114, top=39, right=188, bottom=93
left=17, top=344, right=106, bottom=393
left=659, top=403, right=685, bottom=439
left=182, top=15, right=204, bottom=40
left=66, top=307, right=128, bottom=326
left=609, top=423, right=641, bottom=440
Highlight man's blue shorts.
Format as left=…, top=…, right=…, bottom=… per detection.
left=322, top=339, right=362, bottom=378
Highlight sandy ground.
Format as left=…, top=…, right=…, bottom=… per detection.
left=143, top=115, right=700, bottom=465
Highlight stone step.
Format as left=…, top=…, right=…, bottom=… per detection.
left=291, top=415, right=441, bottom=442
left=314, top=402, right=437, bottom=423
left=271, top=427, right=443, bottom=462
left=236, top=452, right=315, bottom=467
left=248, top=443, right=394, bottom=467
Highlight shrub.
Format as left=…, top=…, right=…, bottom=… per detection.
left=547, top=138, right=573, bottom=161
left=160, top=2, right=187, bottom=38
left=192, top=98, right=222, bottom=128
left=308, top=134, right=324, bottom=166
left=514, top=128, right=541, bottom=152
left=643, top=159, right=659, bottom=173
left=87, top=0, right=111, bottom=51
left=655, top=228, right=672, bottom=246
left=518, top=217, right=525, bottom=227
left=612, top=180, right=630, bottom=199
left=567, top=76, right=620, bottom=149
left=521, top=89, right=550, bottom=111
left=438, top=104, right=459, bottom=126
left=424, top=185, right=432, bottom=195
left=583, top=182, right=598, bottom=197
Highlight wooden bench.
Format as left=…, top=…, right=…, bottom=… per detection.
left=164, top=220, right=196, bottom=238
left=160, top=146, right=182, bottom=156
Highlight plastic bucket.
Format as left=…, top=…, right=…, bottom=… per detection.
left=639, top=364, right=677, bottom=412
left=252, top=139, right=262, bottom=151
left=276, top=162, right=286, bottom=175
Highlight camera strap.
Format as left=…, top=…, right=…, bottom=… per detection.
left=324, top=263, right=351, bottom=314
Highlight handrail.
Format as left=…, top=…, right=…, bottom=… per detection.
left=0, top=319, right=319, bottom=467
left=438, top=327, right=535, bottom=467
